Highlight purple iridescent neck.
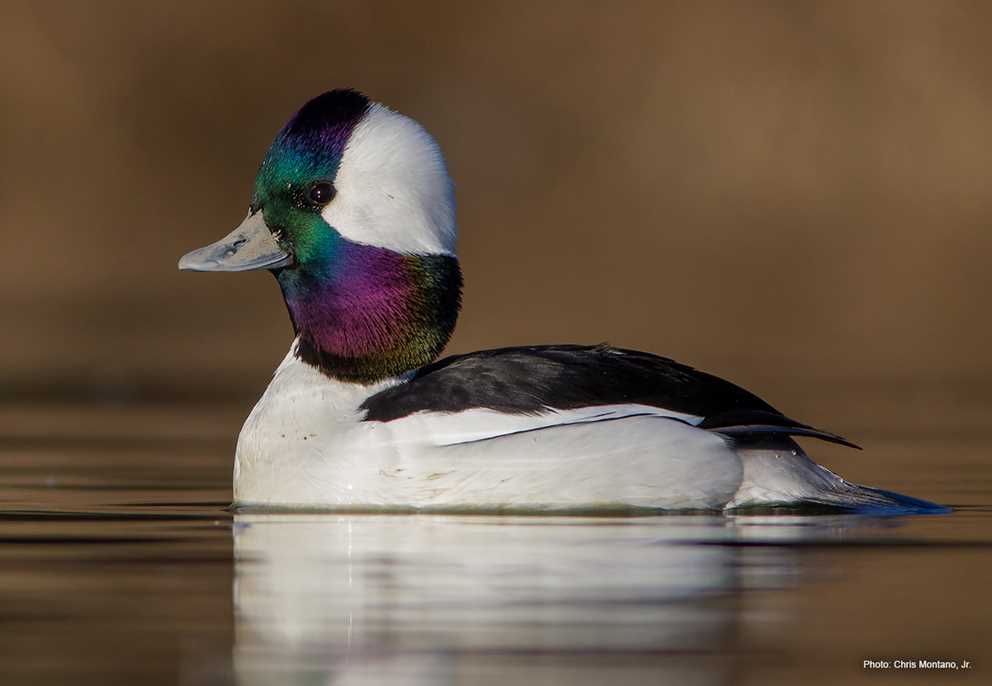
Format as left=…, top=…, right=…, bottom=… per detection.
left=276, top=239, right=462, bottom=384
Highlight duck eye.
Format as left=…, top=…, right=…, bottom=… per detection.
left=307, top=182, right=335, bottom=207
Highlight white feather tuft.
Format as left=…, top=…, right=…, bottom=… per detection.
left=322, top=103, right=456, bottom=255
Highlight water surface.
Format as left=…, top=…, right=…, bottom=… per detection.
left=0, top=397, right=988, bottom=685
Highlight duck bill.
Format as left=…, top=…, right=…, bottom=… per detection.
left=178, top=212, right=292, bottom=272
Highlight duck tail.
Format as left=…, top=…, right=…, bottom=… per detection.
left=727, top=439, right=949, bottom=515
left=800, top=482, right=950, bottom=515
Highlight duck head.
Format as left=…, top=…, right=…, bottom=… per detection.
left=179, top=89, right=461, bottom=384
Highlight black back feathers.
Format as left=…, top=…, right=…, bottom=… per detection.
left=359, top=344, right=858, bottom=449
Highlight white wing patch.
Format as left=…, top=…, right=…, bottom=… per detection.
left=375, top=403, right=704, bottom=447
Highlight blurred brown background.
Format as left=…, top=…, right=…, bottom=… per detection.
left=2, top=0, right=990, bottom=423
left=1, top=6, right=989, bottom=680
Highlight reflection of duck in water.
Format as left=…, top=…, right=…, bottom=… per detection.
left=180, top=89, right=941, bottom=513
left=230, top=513, right=899, bottom=685
left=231, top=514, right=742, bottom=685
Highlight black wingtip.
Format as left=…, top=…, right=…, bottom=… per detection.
left=807, top=430, right=862, bottom=450
left=712, top=424, right=862, bottom=449
left=700, top=410, right=862, bottom=450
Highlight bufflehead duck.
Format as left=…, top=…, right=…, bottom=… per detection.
left=179, top=89, right=942, bottom=514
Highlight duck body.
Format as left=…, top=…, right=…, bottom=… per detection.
left=181, top=89, right=943, bottom=514
left=234, top=340, right=937, bottom=513
left=236, top=341, right=741, bottom=510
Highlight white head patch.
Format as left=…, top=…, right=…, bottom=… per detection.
left=322, top=103, right=457, bottom=255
